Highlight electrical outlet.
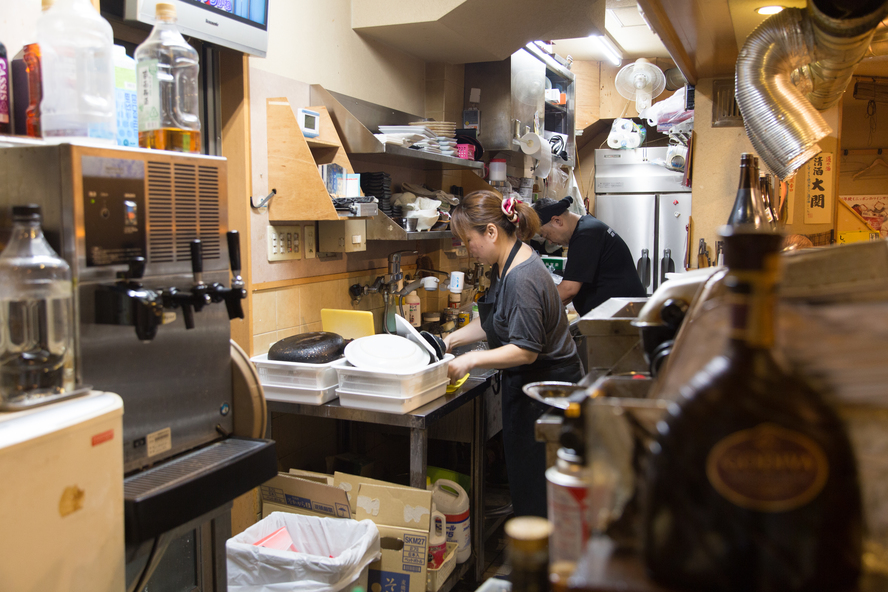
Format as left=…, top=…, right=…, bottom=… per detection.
left=303, top=224, right=316, bottom=259
left=267, top=225, right=301, bottom=261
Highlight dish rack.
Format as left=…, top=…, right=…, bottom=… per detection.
left=250, top=354, right=346, bottom=405
left=335, top=354, right=454, bottom=397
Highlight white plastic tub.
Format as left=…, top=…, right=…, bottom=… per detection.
left=262, top=383, right=338, bottom=405
left=251, top=354, right=345, bottom=390
left=335, top=354, right=453, bottom=397
left=337, top=380, right=449, bottom=414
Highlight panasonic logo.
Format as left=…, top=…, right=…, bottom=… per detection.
left=205, top=19, right=219, bottom=26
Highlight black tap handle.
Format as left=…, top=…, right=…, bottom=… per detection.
left=180, top=302, right=195, bottom=329
left=224, top=289, right=246, bottom=320
left=128, top=257, right=146, bottom=280
left=227, top=231, right=241, bottom=274
left=190, top=240, right=203, bottom=274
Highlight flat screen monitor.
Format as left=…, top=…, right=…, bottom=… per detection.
left=119, top=0, right=269, bottom=57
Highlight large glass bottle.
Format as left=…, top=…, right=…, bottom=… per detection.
left=0, top=205, right=75, bottom=407
left=36, top=0, right=116, bottom=144
left=505, top=516, right=551, bottom=592
left=135, top=2, right=201, bottom=153
left=726, top=153, right=768, bottom=228
left=642, top=226, right=863, bottom=591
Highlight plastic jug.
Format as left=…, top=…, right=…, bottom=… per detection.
left=431, top=479, right=471, bottom=563
left=36, top=0, right=116, bottom=144
left=113, top=45, right=137, bottom=147
left=428, top=508, right=447, bottom=569
left=135, top=2, right=201, bottom=153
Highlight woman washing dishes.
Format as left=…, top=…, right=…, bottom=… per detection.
left=444, top=190, right=584, bottom=517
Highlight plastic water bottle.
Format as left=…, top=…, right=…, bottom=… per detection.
left=0, top=205, right=75, bottom=408
left=135, top=2, right=201, bottom=153
left=113, top=45, right=138, bottom=147
left=36, top=0, right=116, bottom=144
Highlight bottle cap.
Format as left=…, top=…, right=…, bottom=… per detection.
left=156, top=2, right=177, bottom=19
left=505, top=516, right=551, bottom=552
left=12, top=204, right=42, bottom=221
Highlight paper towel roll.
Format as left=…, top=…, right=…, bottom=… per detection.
left=519, top=132, right=552, bottom=178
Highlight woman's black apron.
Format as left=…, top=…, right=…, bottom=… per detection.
left=477, top=240, right=583, bottom=517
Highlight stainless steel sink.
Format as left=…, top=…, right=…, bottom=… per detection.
left=450, top=341, right=495, bottom=379
left=611, top=301, right=646, bottom=318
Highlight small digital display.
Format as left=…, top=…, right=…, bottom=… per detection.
left=180, top=0, right=267, bottom=29
left=304, top=115, right=317, bottom=129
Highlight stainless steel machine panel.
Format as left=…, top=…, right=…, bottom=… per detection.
left=0, top=142, right=233, bottom=472
left=595, top=148, right=686, bottom=194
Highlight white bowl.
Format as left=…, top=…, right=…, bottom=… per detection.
left=344, top=334, right=429, bottom=373
left=407, top=209, right=439, bottom=231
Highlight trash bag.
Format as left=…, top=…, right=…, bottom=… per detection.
left=227, top=512, right=381, bottom=592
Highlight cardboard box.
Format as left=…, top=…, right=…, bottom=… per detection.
left=334, top=471, right=407, bottom=516
left=541, top=256, right=567, bottom=274
left=259, top=472, right=351, bottom=519
left=288, top=468, right=334, bottom=485
left=356, top=483, right=432, bottom=592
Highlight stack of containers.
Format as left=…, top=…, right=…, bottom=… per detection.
left=250, top=354, right=347, bottom=405
left=334, top=354, right=455, bottom=414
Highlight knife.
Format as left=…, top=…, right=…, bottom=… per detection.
left=698, top=238, right=710, bottom=268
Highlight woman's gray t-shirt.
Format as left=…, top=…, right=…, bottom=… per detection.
left=490, top=250, right=578, bottom=369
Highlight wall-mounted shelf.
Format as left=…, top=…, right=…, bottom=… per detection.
left=309, top=85, right=483, bottom=172
left=367, top=212, right=454, bottom=241
left=266, top=99, right=356, bottom=222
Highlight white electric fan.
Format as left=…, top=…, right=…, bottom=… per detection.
left=615, top=58, right=667, bottom=113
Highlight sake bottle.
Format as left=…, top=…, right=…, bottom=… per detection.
left=726, top=153, right=768, bottom=228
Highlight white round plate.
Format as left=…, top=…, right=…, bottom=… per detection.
left=344, top=334, right=430, bottom=373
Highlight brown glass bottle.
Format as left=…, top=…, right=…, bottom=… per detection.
left=642, top=227, right=862, bottom=592
left=506, top=517, right=551, bottom=592
left=727, top=153, right=767, bottom=228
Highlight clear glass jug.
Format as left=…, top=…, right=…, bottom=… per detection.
left=0, top=205, right=75, bottom=408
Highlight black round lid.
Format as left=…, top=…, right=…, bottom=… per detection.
left=12, top=204, right=42, bottom=220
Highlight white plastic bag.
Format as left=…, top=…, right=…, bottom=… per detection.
left=227, top=512, right=381, bottom=592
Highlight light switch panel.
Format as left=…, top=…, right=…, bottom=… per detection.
left=303, top=224, right=316, bottom=259
left=267, top=225, right=301, bottom=261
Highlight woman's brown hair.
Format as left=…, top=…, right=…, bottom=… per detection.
left=451, top=190, right=540, bottom=243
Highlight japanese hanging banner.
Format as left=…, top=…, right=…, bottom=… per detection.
left=804, top=152, right=834, bottom=224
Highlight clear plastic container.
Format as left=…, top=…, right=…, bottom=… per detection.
left=36, top=0, right=116, bottom=144
left=262, top=383, right=339, bottom=406
left=113, top=45, right=138, bottom=147
left=0, top=205, right=75, bottom=408
left=250, top=354, right=344, bottom=390
left=135, top=2, right=201, bottom=153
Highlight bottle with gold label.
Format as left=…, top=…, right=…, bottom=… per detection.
left=642, top=226, right=862, bottom=592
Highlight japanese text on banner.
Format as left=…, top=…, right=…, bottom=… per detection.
left=805, top=152, right=833, bottom=224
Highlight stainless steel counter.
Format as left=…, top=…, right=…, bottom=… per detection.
left=265, top=361, right=497, bottom=582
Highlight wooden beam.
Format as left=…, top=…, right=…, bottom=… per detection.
left=220, top=50, right=253, bottom=355
left=636, top=0, right=699, bottom=85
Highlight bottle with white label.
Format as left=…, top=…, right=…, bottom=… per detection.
left=431, top=479, right=471, bottom=563
left=405, top=291, right=421, bottom=328
left=113, top=45, right=138, bottom=147
left=135, top=2, right=201, bottom=153
left=36, top=0, right=116, bottom=144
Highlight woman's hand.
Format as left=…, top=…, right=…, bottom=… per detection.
left=447, top=352, right=475, bottom=382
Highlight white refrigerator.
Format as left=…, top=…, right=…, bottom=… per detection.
left=594, top=147, right=692, bottom=294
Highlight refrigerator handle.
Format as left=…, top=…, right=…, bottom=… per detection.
left=660, top=248, right=675, bottom=285
left=637, top=248, right=651, bottom=290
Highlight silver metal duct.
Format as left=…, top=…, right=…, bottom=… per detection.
left=735, top=1, right=888, bottom=180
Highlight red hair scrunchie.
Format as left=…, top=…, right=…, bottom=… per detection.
left=501, top=196, right=519, bottom=225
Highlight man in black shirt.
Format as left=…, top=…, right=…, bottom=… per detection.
left=533, top=196, right=645, bottom=316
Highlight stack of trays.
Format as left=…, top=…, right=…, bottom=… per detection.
left=335, top=354, right=454, bottom=414
left=410, top=121, right=457, bottom=138
left=360, top=172, right=392, bottom=217
left=250, top=354, right=346, bottom=405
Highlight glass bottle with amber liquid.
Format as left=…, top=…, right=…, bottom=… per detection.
left=642, top=226, right=862, bottom=592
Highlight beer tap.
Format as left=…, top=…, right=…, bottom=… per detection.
left=162, top=240, right=212, bottom=329
left=94, top=257, right=164, bottom=341
left=204, top=231, right=247, bottom=320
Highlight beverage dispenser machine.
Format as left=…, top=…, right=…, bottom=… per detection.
left=0, top=139, right=276, bottom=590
